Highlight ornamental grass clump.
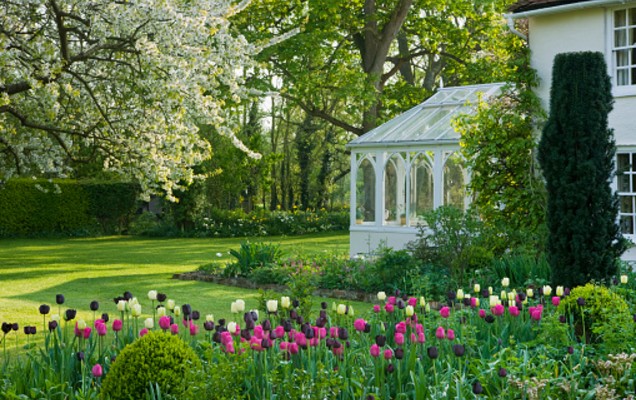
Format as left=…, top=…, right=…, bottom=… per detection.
left=100, top=331, right=201, bottom=400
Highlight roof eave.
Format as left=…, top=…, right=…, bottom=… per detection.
left=507, top=0, right=626, bottom=19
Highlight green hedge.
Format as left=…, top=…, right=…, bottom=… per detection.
left=0, top=179, right=139, bottom=237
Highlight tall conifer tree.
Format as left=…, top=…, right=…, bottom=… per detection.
left=538, top=52, right=625, bottom=288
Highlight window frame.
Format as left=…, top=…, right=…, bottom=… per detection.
left=609, top=5, right=636, bottom=97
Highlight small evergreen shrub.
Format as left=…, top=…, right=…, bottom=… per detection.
left=100, top=331, right=201, bottom=400
left=223, top=241, right=284, bottom=278
left=559, top=283, right=634, bottom=352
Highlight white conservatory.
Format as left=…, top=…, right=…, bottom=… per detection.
left=347, top=83, right=505, bottom=257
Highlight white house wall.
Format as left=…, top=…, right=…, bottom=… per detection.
left=528, top=5, right=636, bottom=147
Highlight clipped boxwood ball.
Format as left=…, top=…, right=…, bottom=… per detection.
left=100, top=331, right=201, bottom=400
left=558, top=283, right=633, bottom=351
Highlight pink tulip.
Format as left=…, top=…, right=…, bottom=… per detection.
left=385, top=303, right=395, bottom=313
left=279, top=341, right=289, bottom=351
left=310, top=338, right=320, bottom=347
left=384, top=348, right=393, bottom=360
left=447, top=329, right=455, bottom=341
left=332, top=345, right=343, bottom=356
left=492, top=304, right=505, bottom=316
left=373, top=304, right=381, bottom=313
left=508, top=306, right=520, bottom=317
left=158, top=316, right=171, bottom=330
left=353, top=318, right=367, bottom=332
left=315, top=326, right=327, bottom=339
left=170, top=323, right=179, bottom=335
left=551, top=296, right=561, bottom=306
left=470, top=297, right=478, bottom=308
left=189, top=323, right=199, bottom=336
left=139, top=328, right=149, bottom=337
left=94, top=319, right=104, bottom=327
left=388, top=296, right=397, bottom=305
left=440, top=306, right=450, bottom=318
left=112, top=319, right=123, bottom=332
left=416, top=323, right=424, bottom=334
left=91, top=363, right=103, bottom=378
left=370, top=344, right=380, bottom=357
left=478, top=309, right=486, bottom=318
left=96, top=322, right=107, bottom=337
left=225, top=342, right=235, bottom=353
left=274, top=325, right=285, bottom=339
left=410, top=333, right=416, bottom=343
left=254, top=325, right=264, bottom=339
left=417, top=332, right=426, bottom=344
left=531, top=309, right=542, bottom=321
left=249, top=336, right=263, bottom=351
left=407, top=297, right=417, bottom=307
left=329, top=327, right=338, bottom=338
left=83, top=326, right=92, bottom=339
left=435, top=326, right=445, bottom=339
left=395, top=332, right=405, bottom=345
left=295, top=332, right=307, bottom=347
left=289, top=342, right=299, bottom=354
left=395, top=321, right=407, bottom=334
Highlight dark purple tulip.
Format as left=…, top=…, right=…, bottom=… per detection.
left=39, top=304, right=50, bottom=315
left=212, top=332, right=221, bottom=343
left=321, top=302, right=328, bottom=309
left=76, top=351, right=85, bottom=361
left=364, top=323, right=371, bottom=333
left=282, top=320, right=292, bottom=332
left=386, top=363, right=395, bottom=374
left=325, top=338, right=335, bottom=348
left=564, top=288, right=571, bottom=296
left=182, top=304, right=192, bottom=316
left=559, top=315, right=566, bottom=323
left=577, top=297, right=586, bottom=306
left=633, top=314, right=636, bottom=323
left=315, top=317, right=327, bottom=328
left=366, top=396, right=375, bottom=400
left=48, top=321, right=58, bottom=331
left=250, top=311, right=258, bottom=322
left=427, top=346, right=439, bottom=359
left=338, top=327, right=348, bottom=340
left=113, top=296, right=125, bottom=304
left=463, top=298, right=471, bottom=306
left=157, top=293, right=167, bottom=302
left=204, top=321, right=215, bottom=331
left=11, top=323, right=18, bottom=331
left=319, top=310, right=327, bottom=319
left=498, top=367, right=507, bottom=378
left=245, top=319, right=255, bottom=330
left=375, top=335, right=387, bottom=347
left=395, top=348, right=404, bottom=360
left=485, top=315, right=495, bottom=324
left=447, top=291, right=456, bottom=301
left=123, top=291, right=133, bottom=301
left=567, top=346, right=574, bottom=354
left=55, top=294, right=65, bottom=305
left=192, top=311, right=200, bottom=321
left=2, top=323, right=12, bottom=335
left=332, top=340, right=342, bottom=349
left=240, top=329, right=251, bottom=340
left=101, top=313, right=109, bottom=322
left=30, top=326, right=37, bottom=335
left=23, top=326, right=30, bottom=335
left=296, top=316, right=304, bottom=325
left=292, top=299, right=300, bottom=308
left=396, top=299, right=405, bottom=309
left=394, top=289, right=401, bottom=297
left=518, top=293, right=527, bottom=302
left=90, top=301, right=99, bottom=311
left=270, top=330, right=278, bottom=340
left=217, top=318, right=225, bottom=327
left=64, top=309, right=77, bottom=321
left=261, top=338, right=272, bottom=349
left=262, top=319, right=272, bottom=331
left=453, top=344, right=465, bottom=357
left=472, top=381, right=483, bottom=394
left=289, top=310, right=298, bottom=320
left=305, top=327, right=315, bottom=339
left=481, top=289, right=490, bottom=298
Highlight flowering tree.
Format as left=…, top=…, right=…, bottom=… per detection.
left=0, top=0, right=274, bottom=200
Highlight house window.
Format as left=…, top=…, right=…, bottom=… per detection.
left=410, top=152, right=434, bottom=225
left=613, top=7, right=636, bottom=86
left=443, top=152, right=467, bottom=210
left=356, top=157, right=376, bottom=222
left=617, top=152, right=636, bottom=235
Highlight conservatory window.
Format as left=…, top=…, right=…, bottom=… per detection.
left=617, top=152, right=636, bottom=235
left=410, top=152, right=434, bottom=225
left=356, top=157, right=376, bottom=222
left=613, top=7, right=636, bottom=86
left=384, top=154, right=406, bottom=225
left=443, top=152, right=467, bottom=210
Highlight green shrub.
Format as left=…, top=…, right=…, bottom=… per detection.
left=407, top=206, right=494, bottom=286
left=129, top=212, right=176, bottom=237
left=224, top=241, right=284, bottom=278
left=488, top=253, right=551, bottom=288
left=559, top=283, right=634, bottom=352
left=100, top=331, right=201, bottom=400
left=363, top=247, right=421, bottom=293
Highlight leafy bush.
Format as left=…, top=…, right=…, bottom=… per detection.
left=363, top=247, right=421, bottom=293
left=488, top=253, right=551, bottom=288
left=223, top=241, right=284, bottom=278
left=407, top=206, right=494, bottom=286
left=559, top=283, right=634, bottom=352
left=129, top=212, right=178, bottom=237
left=100, top=331, right=201, bottom=400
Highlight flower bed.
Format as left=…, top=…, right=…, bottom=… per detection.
left=1, top=280, right=635, bottom=398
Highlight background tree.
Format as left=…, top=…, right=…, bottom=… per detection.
left=0, top=0, right=271, bottom=200
left=538, top=52, right=625, bottom=287
left=455, top=33, right=546, bottom=255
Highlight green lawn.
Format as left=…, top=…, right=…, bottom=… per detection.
left=0, top=232, right=356, bottom=331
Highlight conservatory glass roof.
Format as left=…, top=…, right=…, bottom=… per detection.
left=348, top=82, right=505, bottom=148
